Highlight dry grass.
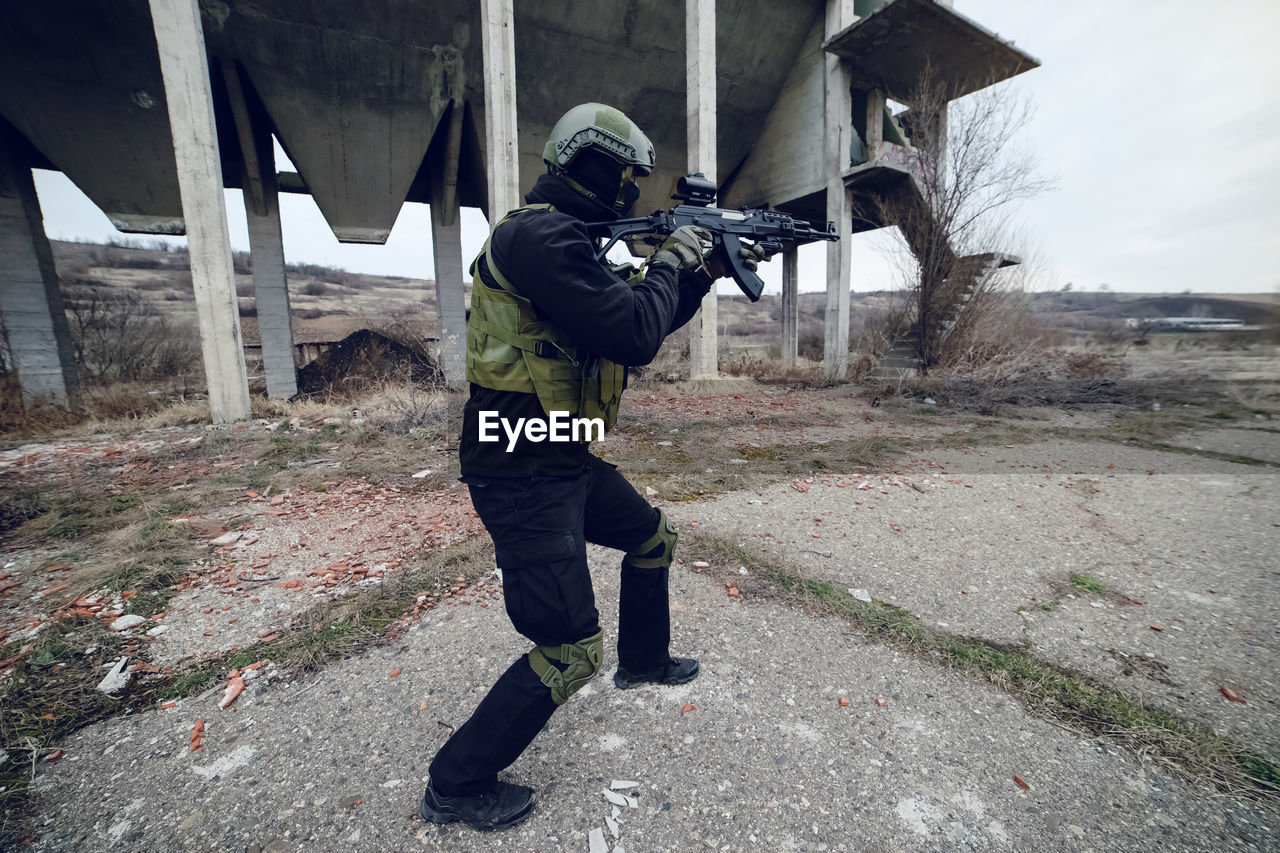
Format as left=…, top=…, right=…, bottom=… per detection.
left=0, top=533, right=494, bottom=845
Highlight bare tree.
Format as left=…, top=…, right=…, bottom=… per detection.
left=860, top=66, right=1053, bottom=371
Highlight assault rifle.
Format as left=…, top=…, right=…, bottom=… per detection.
left=586, top=173, right=839, bottom=302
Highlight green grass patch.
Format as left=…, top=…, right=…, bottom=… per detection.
left=686, top=532, right=1280, bottom=804
left=1069, top=572, right=1107, bottom=594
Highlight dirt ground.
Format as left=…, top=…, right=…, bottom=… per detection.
left=1, top=343, right=1278, bottom=848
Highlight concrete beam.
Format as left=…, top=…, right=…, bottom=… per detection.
left=685, top=0, right=718, bottom=379
left=781, top=246, right=799, bottom=369
left=149, top=0, right=250, bottom=423
left=0, top=126, right=79, bottom=406
left=220, top=59, right=269, bottom=219
left=431, top=200, right=467, bottom=385
left=823, top=0, right=854, bottom=380
left=824, top=0, right=1040, bottom=102
left=480, top=0, right=519, bottom=220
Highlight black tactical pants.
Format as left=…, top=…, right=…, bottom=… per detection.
left=428, top=454, right=672, bottom=796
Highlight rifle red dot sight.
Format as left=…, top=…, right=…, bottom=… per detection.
left=672, top=172, right=718, bottom=206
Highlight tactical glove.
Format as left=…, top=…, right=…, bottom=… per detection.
left=704, top=240, right=780, bottom=279
left=651, top=225, right=713, bottom=272
left=738, top=241, right=777, bottom=273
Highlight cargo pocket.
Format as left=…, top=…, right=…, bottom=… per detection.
left=493, top=529, right=580, bottom=571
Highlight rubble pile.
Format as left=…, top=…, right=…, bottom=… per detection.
left=296, top=329, right=441, bottom=394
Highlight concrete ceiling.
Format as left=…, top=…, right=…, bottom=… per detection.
left=0, top=1, right=184, bottom=234
left=0, top=0, right=823, bottom=241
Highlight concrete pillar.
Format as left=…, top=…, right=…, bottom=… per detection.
left=431, top=200, right=467, bottom=384
left=823, top=0, right=854, bottom=380
left=149, top=0, right=250, bottom=423
left=480, top=0, right=520, bottom=220
left=865, top=88, right=885, bottom=156
left=685, top=0, right=718, bottom=379
left=245, top=181, right=296, bottom=399
left=0, top=128, right=79, bottom=406
left=780, top=246, right=799, bottom=368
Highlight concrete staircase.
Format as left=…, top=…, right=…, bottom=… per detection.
left=870, top=252, right=1019, bottom=380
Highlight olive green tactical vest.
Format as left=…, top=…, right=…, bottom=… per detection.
left=465, top=204, right=630, bottom=434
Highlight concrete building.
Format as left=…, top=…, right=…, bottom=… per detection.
left=0, top=0, right=1036, bottom=422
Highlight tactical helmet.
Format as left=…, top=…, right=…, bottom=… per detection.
left=543, top=103, right=655, bottom=216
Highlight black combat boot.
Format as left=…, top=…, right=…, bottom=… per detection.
left=419, top=780, right=535, bottom=831
left=613, top=656, right=700, bottom=689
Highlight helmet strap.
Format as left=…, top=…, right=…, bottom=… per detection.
left=613, top=165, right=635, bottom=214
left=552, top=165, right=628, bottom=218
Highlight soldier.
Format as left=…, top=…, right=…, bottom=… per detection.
left=419, top=103, right=768, bottom=831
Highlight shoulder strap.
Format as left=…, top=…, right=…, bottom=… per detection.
left=468, top=204, right=555, bottom=297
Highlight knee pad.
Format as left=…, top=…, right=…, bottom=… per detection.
left=528, top=629, right=603, bottom=705
left=624, top=510, right=677, bottom=571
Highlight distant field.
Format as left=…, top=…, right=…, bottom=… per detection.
left=49, top=239, right=1277, bottom=353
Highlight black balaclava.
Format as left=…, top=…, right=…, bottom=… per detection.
left=560, top=149, right=642, bottom=220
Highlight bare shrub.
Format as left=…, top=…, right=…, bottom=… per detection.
left=944, top=286, right=1061, bottom=369
left=361, top=383, right=456, bottom=435
left=721, top=353, right=826, bottom=386
left=797, top=331, right=824, bottom=362
left=79, top=384, right=167, bottom=420
left=902, top=347, right=1139, bottom=414
left=300, top=280, right=328, bottom=297
left=62, top=282, right=201, bottom=384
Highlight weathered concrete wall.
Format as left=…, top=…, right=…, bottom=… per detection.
left=510, top=1, right=816, bottom=219
left=0, top=126, right=79, bottom=405
left=720, top=13, right=826, bottom=210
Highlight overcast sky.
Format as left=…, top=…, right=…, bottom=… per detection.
left=32, top=0, right=1280, bottom=296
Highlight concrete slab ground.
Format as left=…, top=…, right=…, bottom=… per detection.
left=29, top=550, right=1277, bottom=852
left=687, top=438, right=1280, bottom=762
left=1168, top=427, right=1280, bottom=465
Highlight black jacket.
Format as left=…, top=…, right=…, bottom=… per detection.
left=460, top=172, right=712, bottom=478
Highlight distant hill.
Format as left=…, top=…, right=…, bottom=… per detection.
left=48, top=239, right=1277, bottom=352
